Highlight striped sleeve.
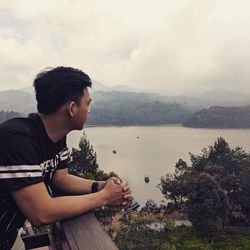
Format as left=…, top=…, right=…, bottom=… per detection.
left=57, top=147, right=70, bottom=169
left=0, top=132, right=43, bottom=191
left=56, top=136, right=69, bottom=169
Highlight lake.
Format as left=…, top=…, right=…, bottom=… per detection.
left=67, top=125, right=250, bottom=206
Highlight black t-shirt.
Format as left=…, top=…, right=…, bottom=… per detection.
left=0, top=113, right=69, bottom=249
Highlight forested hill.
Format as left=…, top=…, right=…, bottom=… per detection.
left=0, top=90, right=194, bottom=125
left=0, top=90, right=36, bottom=113
left=2, top=89, right=250, bottom=127
left=88, top=91, right=193, bottom=125
left=87, top=98, right=191, bottom=125
left=184, top=106, right=250, bottom=128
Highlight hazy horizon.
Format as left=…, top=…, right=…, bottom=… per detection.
left=1, top=1, right=250, bottom=95
left=3, top=82, right=250, bottom=99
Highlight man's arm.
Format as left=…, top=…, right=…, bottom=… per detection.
left=11, top=179, right=129, bottom=226
left=51, top=168, right=122, bottom=194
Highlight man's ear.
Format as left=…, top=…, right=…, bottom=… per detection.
left=66, top=101, right=76, bottom=118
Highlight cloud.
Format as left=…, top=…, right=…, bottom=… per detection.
left=0, top=0, right=250, bottom=95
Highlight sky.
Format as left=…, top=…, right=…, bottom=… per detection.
left=0, top=0, right=250, bottom=95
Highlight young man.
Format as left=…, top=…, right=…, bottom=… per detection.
left=0, top=66, right=131, bottom=249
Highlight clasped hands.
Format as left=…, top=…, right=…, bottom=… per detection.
left=100, top=177, right=131, bottom=206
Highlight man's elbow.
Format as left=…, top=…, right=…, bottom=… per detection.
left=28, top=208, right=57, bottom=226
left=28, top=217, right=51, bottom=227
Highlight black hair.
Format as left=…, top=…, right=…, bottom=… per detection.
left=33, top=66, right=92, bottom=115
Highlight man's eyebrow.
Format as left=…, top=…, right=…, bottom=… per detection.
left=88, top=98, right=92, bottom=104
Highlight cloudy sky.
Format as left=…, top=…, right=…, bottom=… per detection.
left=0, top=0, right=250, bottom=95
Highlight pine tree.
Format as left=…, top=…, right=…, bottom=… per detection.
left=69, top=136, right=99, bottom=176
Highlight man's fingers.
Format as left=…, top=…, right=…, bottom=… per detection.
left=109, top=177, right=121, bottom=185
left=121, top=181, right=128, bottom=188
left=123, top=186, right=130, bottom=192
left=122, top=201, right=128, bottom=206
left=123, top=193, right=131, bottom=200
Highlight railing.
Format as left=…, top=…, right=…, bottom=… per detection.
left=22, top=212, right=118, bottom=250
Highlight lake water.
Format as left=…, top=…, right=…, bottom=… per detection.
left=67, top=125, right=250, bottom=206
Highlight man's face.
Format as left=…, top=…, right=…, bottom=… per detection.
left=74, top=88, right=91, bottom=130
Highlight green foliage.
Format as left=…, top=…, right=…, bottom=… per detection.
left=82, top=170, right=119, bottom=181
left=94, top=206, right=119, bottom=225
left=186, top=174, right=229, bottom=234
left=109, top=135, right=250, bottom=248
left=184, top=105, right=250, bottom=128
left=171, top=226, right=250, bottom=250
left=110, top=214, right=175, bottom=250
left=32, top=225, right=50, bottom=234
left=158, top=159, right=193, bottom=209
left=189, top=137, right=250, bottom=222
left=164, top=220, right=175, bottom=233
left=112, top=220, right=250, bottom=249
left=69, top=136, right=99, bottom=176
left=189, top=137, right=247, bottom=174
left=239, top=163, right=250, bottom=223
left=87, top=91, right=192, bottom=125
left=69, top=136, right=120, bottom=182
left=159, top=137, right=250, bottom=235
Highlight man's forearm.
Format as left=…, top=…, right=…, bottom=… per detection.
left=51, top=173, right=106, bottom=195
left=12, top=178, right=130, bottom=226
left=12, top=182, right=109, bottom=226
left=36, top=192, right=108, bottom=225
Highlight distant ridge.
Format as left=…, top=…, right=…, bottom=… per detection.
left=20, top=86, right=34, bottom=94
left=20, top=80, right=145, bottom=94
left=1, top=82, right=250, bottom=127
left=184, top=105, right=250, bottom=128
left=0, top=90, right=36, bottom=113
left=20, top=83, right=250, bottom=107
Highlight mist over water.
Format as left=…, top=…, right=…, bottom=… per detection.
left=67, top=126, right=250, bottom=206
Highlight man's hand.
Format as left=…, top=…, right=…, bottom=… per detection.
left=98, top=177, right=122, bottom=191
left=109, top=180, right=131, bottom=206
left=100, top=180, right=131, bottom=206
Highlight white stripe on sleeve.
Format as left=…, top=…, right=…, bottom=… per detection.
left=0, top=165, right=42, bottom=172
left=0, top=172, right=42, bottom=179
left=60, top=149, right=69, bottom=157
left=60, top=155, right=69, bottom=161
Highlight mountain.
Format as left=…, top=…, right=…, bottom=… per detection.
left=87, top=91, right=193, bottom=125
left=0, top=90, right=36, bottom=113
left=0, top=89, right=194, bottom=125
left=20, top=82, right=250, bottom=107
left=2, top=82, right=250, bottom=126
left=21, top=81, right=143, bottom=94
left=20, top=86, right=35, bottom=94
left=91, top=80, right=108, bottom=92
left=184, top=105, right=250, bottom=128
left=182, top=89, right=250, bottom=107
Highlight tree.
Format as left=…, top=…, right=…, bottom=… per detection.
left=189, top=138, right=250, bottom=221
left=158, top=159, right=192, bottom=209
left=239, top=162, right=250, bottom=224
left=69, top=136, right=99, bottom=176
left=68, top=136, right=120, bottom=183
left=159, top=137, right=250, bottom=230
left=109, top=213, right=175, bottom=250
left=187, top=173, right=229, bottom=234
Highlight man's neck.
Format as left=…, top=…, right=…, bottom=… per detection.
left=38, top=113, right=71, bottom=143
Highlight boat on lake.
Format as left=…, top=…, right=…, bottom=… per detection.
left=144, top=176, right=150, bottom=183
